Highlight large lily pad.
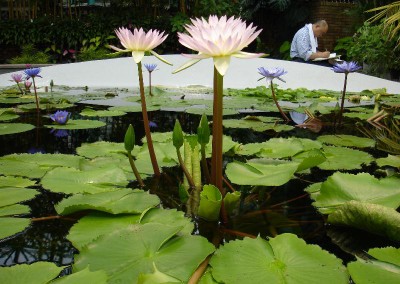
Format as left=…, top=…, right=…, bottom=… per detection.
left=0, top=187, right=39, bottom=208
left=0, top=176, right=36, bottom=188
left=312, top=172, right=400, bottom=214
left=209, top=234, right=348, bottom=284
left=45, top=119, right=106, bottom=130
left=42, top=166, right=129, bottom=194
left=76, top=141, right=126, bottom=159
left=226, top=159, right=300, bottom=186
left=0, top=204, right=30, bottom=216
left=0, top=123, right=35, bottom=135
left=0, top=217, right=30, bottom=240
left=318, top=146, right=374, bottom=170
left=52, top=267, right=108, bottom=284
left=0, top=262, right=65, bottom=284
left=80, top=108, right=127, bottom=117
left=73, top=223, right=215, bottom=283
left=317, top=135, right=375, bottom=148
left=327, top=201, right=400, bottom=242
left=376, top=155, right=400, bottom=168
left=55, top=188, right=160, bottom=215
left=348, top=247, right=400, bottom=284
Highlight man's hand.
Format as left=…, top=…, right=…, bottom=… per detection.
left=309, top=50, right=330, bottom=60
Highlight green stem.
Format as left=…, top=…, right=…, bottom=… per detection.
left=270, top=82, right=289, bottom=121
left=201, top=145, right=211, bottom=184
left=338, top=73, right=348, bottom=126
left=137, top=62, right=160, bottom=176
left=16, top=82, right=24, bottom=95
left=149, top=72, right=153, bottom=96
left=211, top=67, right=224, bottom=194
left=176, top=148, right=196, bottom=188
left=32, top=77, right=40, bottom=112
left=127, top=152, right=145, bottom=187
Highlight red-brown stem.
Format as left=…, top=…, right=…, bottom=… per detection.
left=270, top=82, right=290, bottom=122
left=338, top=73, right=348, bottom=125
left=137, top=62, right=160, bottom=176
left=211, top=68, right=224, bottom=194
left=32, top=77, right=40, bottom=112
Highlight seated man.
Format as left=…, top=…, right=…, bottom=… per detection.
left=290, top=20, right=330, bottom=63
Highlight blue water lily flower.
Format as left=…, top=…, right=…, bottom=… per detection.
left=258, top=67, right=287, bottom=83
left=144, top=63, right=157, bottom=72
left=24, top=67, right=42, bottom=80
left=331, top=61, right=361, bottom=74
left=50, top=110, right=71, bottom=125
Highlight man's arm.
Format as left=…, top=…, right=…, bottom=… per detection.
left=309, top=51, right=330, bottom=60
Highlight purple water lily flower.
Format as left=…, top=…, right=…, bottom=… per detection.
left=149, top=121, right=158, bottom=128
left=24, top=67, right=42, bottom=80
left=258, top=67, right=287, bottom=83
left=331, top=61, right=361, bottom=74
left=144, top=63, right=157, bottom=72
left=11, top=73, right=23, bottom=83
left=50, top=110, right=70, bottom=125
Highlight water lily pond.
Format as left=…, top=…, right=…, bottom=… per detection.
left=0, top=83, right=399, bottom=283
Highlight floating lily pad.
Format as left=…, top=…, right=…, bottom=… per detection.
left=73, top=223, right=215, bottom=283
left=52, top=267, right=108, bottom=284
left=136, top=142, right=178, bottom=168
left=0, top=262, right=65, bottom=283
left=55, top=188, right=160, bottom=215
left=42, top=166, right=129, bottom=194
left=80, top=108, right=127, bottom=117
left=317, top=135, right=375, bottom=148
left=0, top=217, right=30, bottom=240
left=312, top=172, right=400, bottom=214
left=45, top=119, right=106, bottom=130
left=0, top=187, right=39, bottom=208
left=376, top=155, right=400, bottom=168
left=318, top=146, right=374, bottom=170
left=348, top=247, right=400, bottom=284
left=327, top=200, right=400, bottom=242
left=226, top=159, right=300, bottom=186
left=223, top=119, right=269, bottom=132
left=109, top=105, right=160, bottom=113
left=0, top=123, right=35, bottom=135
left=0, top=109, right=19, bottom=121
left=0, top=204, right=30, bottom=217
left=293, top=149, right=327, bottom=172
left=0, top=176, right=36, bottom=188
left=209, top=234, right=348, bottom=284
left=76, top=141, right=126, bottom=159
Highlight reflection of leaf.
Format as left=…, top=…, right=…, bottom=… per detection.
left=348, top=247, right=400, bottom=284
left=226, top=159, right=299, bottom=186
left=312, top=172, right=400, bottom=214
left=74, top=223, right=215, bottom=283
left=0, top=262, right=65, bottom=283
left=327, top=201, right=400, bottom=242
left=210, top=234, right=348, bottom=284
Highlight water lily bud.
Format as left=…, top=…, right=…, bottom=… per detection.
left=197, top=114, right=210, bottom=145
left=173, top=119, right=184, bottom=149
left=124, top=124, right=135, bottom=153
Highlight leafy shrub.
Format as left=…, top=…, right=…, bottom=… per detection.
left=9, top=44, right=52, bottom=64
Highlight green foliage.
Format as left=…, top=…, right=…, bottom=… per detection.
left=9, top=44, right=52, bottom=64
left=279, top=40, right=291, bottom=60
left=170, top=13, right=190, bottom=33
left=333, top=36, right=353, bottom=60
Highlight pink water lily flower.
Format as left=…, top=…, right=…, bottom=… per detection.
left=175, top=15, right=264, bottom=76
left=10, top=73, right=23, bottom=83
left=109, top=27, right=171, bottom=65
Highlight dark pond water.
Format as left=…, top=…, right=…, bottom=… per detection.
left=0, top=103, right=397, bottom=270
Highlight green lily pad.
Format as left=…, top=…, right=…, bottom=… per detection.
left=318, top=146, right=374, bottom=170
left=136, top=142, right=178, bottom=168
left=0, top=217, right=30, bottom=240
left=312, top=172, right=400, bottom=214
left=317, top=135, right=375, bottom=148
left=226, top=159, right=300, bottom=186
left=55, top=188, right=160, bottom=215
left=0, top=262, right=65, bottom=284
left=258, top=138, right=305, bottom=159
left=0, top=109, right=19, bottom=121
left=0, top=187, right=39, bottom=208
left=0, top=204, right=30, bottom=217
left=293, top=149, right=327, bottom=172
left=42, top=166, right=129, bottom=194
left=73, top=223, right=215, bottom=283
left=198, top=184, right=222, bottom=221
left=109, top=105, right=160, bottom=113
left=209, top=234, right=348, bottom=284
left=0, top=123, right=35, bottom=135
left=0, top=176, right=36, bottom=188
left=223, top=119, right=269, bottom=132
left=52, top=267, right=108, bottom=284
left=80, top=108, right=127, bottom=117
left=376, top=155, right=400, bottom=168
left=45, top=119, right=106, bottom=130
left=76, top=141, right=126, bottom=159
left=328, top=200, right=400, bottom=242
left=348, top=247, right=400, bottom=284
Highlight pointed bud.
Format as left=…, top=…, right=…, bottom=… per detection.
left=124, top=124, right=135, bottom=153
left=197, top=114, right=210, bottom=145
left=173, top=119, right=184, bottom=149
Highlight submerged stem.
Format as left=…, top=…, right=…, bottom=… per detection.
left=270, top=82, right=290, bottom=122
left=137, top=62, right=160, bottom=176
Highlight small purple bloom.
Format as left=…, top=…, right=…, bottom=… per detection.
left=258, top=67, right=287, bottom=83
left=50, top=110, right=70, bottom=125
left=25, top=81, right=32, bottom=89
left=10, top=73, right=23, bottom=83
left=24, top=67, right=42, bottom=80
left=331, top=61, right=361, bottom=74
left=144, top=63, right=157, bottom=72
left=149, top=121, right=158, bottom=128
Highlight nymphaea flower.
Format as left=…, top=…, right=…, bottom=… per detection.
left=50, top=110, right=70, bottom=125
left=175, top=15, right=264, bottom=76
left=109, top=27, right=171, bottom=65
left=24, top=67, right=42, bottom=80
left=10, top=73, right=23, bottom=83
left=258, top=67, right=287, bottom=83
left=25, top=81, right=32, bottom=89
left=331, top=61, right=361, bottom=74
left=144, top=63, right=157, bottom=72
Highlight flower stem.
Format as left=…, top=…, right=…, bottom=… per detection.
left=137, top=62, right=160, bottom=176
left=270, top=82, right=289, bottom=121
left=149, top=72, right=153, bottom=96
left=32, top=77, right=40, bottom=112
left=201, top=145, right=211, bottom=184
left=337, top=73, right=348, bottom=126
left=211, top=68, right=224, bottom=194
left=16, top=82, right=24, bottom=95
left=127, top=152, right=145, bottom=187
